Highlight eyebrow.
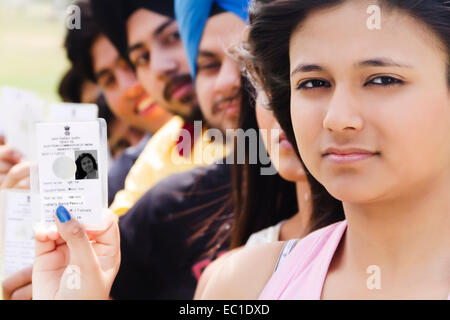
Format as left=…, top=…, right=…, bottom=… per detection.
left=290, top=57, right=413, bottom=77
left=155, top=18, right=175, bottom=37
left=290, top=64, right=324, bottom=77
left=197, top=51, right=217, bottom=59
left=127, top=43, right=145, bottom=56
left=356, top=58, right=413, bottom=68
left=127, top=18, right=175, bottom=56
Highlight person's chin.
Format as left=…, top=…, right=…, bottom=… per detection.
left=323, top=172, right=384, bottom=203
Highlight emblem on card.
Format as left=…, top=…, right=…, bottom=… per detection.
left=64, top=126, right=70, bottom=136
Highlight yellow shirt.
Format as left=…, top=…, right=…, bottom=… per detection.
left=110, top=116, right=229, bottom=215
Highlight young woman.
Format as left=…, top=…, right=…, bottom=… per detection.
left=244, top=92, right=314, bottom=245
left=199, top=0, right=450, bottom=299
left=75, top=153, right=99, bottom=180
left=194, top=86, right=345, bottom=298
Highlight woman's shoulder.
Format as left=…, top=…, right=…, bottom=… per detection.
left=199, top=241, right=285, bottom=299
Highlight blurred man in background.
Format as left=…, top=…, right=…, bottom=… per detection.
left=91, top=0, right=228, bottom=215
left=64, top=0, right=174, bottom=205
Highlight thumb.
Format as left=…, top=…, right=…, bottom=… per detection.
left=55, top=206, right=99, bottom=271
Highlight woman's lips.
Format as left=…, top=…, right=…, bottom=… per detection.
left=322, top=148, right=379, bottom=164
left=277, top=132, right=294, bottom=150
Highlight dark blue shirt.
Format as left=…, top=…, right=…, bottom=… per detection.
left=108, top=134, right=150, bottom=205
left=110, top=161, right=233, bottom=299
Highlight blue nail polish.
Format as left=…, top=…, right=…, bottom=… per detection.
left=56, top=206, right=71, bottom=223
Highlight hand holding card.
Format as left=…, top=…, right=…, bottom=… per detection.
left=30, top=119, right=113, bottom=299
left=32, top=207, right=120, bottom=300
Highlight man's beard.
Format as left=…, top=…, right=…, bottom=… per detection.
left=182, top=103, right=204, bottom=123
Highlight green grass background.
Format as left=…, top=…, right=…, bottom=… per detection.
left=0, top=1, right=71, bottom=101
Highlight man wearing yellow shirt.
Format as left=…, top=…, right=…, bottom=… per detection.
left=92, top=0, right=228, bottom=215
left=110, top=115, right=228, bottom=214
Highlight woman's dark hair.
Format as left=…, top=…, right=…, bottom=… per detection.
left=240, top=0, right=450, bottom=233
left=58, top=67, right=85, bottom=103
left=75, top=153, right=98, bottom=179
left=171, top=77, right=254, bottom=259
left=229, top=78, right=298, bottom=248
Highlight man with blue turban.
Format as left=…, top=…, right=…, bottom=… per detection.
left=176, top=0, right=250, bottom=136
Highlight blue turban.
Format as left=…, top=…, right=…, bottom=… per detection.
left=175, top=0, right=250, bottom=79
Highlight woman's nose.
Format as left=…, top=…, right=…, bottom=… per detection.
left=322, top=85, right=364, bottom=134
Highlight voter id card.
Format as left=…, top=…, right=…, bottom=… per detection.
left=33, top=119, right=108, bottom=228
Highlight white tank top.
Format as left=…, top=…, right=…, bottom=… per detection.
left=245, top=220, right=286, bottom=247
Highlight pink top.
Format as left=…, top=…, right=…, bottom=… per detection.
left=259, top=220, right=450, bottom=300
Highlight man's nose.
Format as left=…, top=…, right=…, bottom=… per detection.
left=123, top=80, right=144, bottom=100
left=150, top=48, right=179, bottom=78
left=214, top=59, right=241, bottom=98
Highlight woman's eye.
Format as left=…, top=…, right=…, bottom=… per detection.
left=296, top=79, right=331, bottom=90
left=366, top=76, right=404, bottom=87
left=103, top=76, right=116, bottom=88
left=134, top=52, right=150, bottom=68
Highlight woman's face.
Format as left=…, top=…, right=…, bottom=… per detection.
left=81, top=156, right=95, bottom=174
left=255, top=91, right=306, bottom=182
left=289, top=0, right=450, bottom=203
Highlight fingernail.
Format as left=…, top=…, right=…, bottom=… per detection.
left=56, top=206, right=71, bottom=223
